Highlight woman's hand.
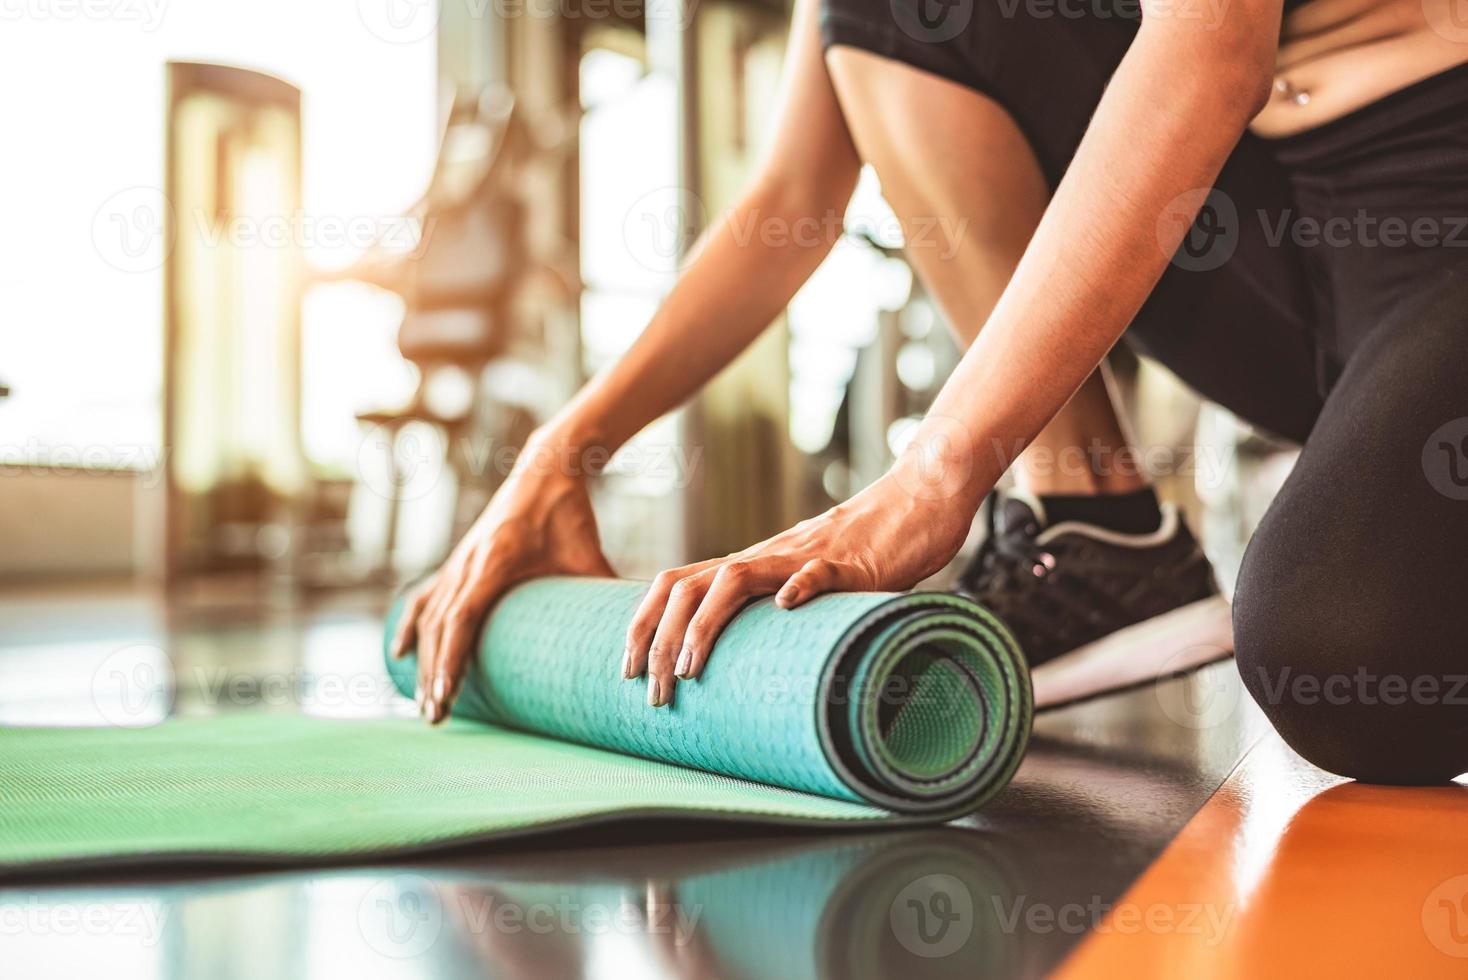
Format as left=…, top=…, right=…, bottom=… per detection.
left=623, top=455, right=983, bottom=707
left=391, top=439, right=615, bottom=723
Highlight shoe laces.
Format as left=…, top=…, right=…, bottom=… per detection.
left=970, top=527, right=1056, bottom=599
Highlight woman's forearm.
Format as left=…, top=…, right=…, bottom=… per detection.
left=911, top=13, right=1278, bottom=507
left=536, top=174, right=857, bottom=460
left=527, top=0, right=857, bottom=465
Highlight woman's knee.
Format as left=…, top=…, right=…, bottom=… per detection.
left=1233, top=528, right=1468, bottom=785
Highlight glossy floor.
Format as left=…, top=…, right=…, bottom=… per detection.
left=3, top=581, right=1460, bottom=978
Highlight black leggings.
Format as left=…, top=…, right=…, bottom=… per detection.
left=822, top=0, right=1468, bottom=782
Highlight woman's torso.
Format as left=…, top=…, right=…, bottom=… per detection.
left=1253, top=0, right=1468, bottom=136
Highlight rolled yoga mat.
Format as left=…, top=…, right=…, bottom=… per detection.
left=384, top=577, right=1032, bottom=818
left=0, top=578, right=1030, bottom=873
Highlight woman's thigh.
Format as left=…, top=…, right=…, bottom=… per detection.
left=1233, top=264, right=1468, bottom=783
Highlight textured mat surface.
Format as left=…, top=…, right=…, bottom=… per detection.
left=0, top=578, right=1030, bottom=872
left=384, top=578, right=1032, bottom=816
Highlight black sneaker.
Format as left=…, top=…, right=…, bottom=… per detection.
left=955, top=490, right=1233, bottom=710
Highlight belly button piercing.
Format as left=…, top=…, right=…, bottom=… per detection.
left=1274, top=76, right=1312, bottom=106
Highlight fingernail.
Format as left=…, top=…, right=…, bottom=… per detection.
left=432, top=674, right=449, bottom=704
left=648, top=676, right=663, bottom=708
left=778, top=587, right=799, bottom=606
left=425, top=697, right=443, bottom=724
left=674, top=647, right=692, bottom=679
left=415, top=690, right=427, bottom=717
left=621, top=644, right=635, bottom=679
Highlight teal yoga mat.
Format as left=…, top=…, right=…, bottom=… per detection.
left=0, top=578, right=1030, bottom=872
left=385, top=578, right=1032, bottom=817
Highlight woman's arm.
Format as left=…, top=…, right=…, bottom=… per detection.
left=912, top=0, right=1279, bottom=497
left=543, top=0, right=861, bottom=455
left=625, top=0, right=1282, bottom=703
left=395, top=0, right=861, bottom=723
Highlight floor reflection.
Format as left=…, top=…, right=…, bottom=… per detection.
left=2, top=832, right=1034, bottom=980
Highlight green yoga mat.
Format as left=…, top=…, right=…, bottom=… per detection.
left=0, top=577, right=1030, bottom=872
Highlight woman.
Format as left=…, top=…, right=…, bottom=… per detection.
left=394, top=0, right=1468, bottom=783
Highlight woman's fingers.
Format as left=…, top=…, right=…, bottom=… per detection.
left=679, top=559, right=790, bottom=680
left=390, top=577, right=435, bottom=659
left=622, top=560, right=721, bottom=681
left=416, top=559, right=468, bottom=716
left=777, top=557, right=860, bottom=609
left=414, top=583, right=449, bottom=716
left=629, top=548, right=872, bottom=707
left=424, top=568, right=504, bottom=724
left=644, top=570, right=717, bottom=706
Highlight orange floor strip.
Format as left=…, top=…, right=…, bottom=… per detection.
left=1055, top=735, right=1468, bottom=978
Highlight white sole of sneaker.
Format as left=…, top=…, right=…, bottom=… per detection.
left=1030, top=594, right=1236, bottom=711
